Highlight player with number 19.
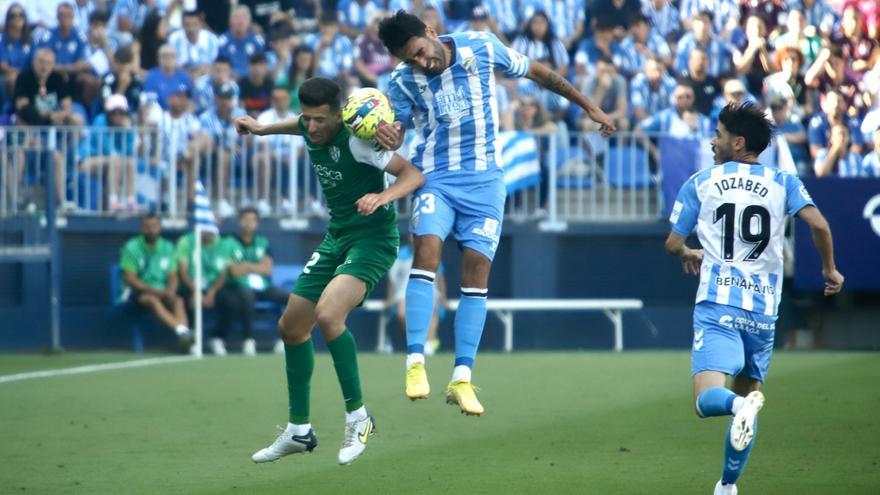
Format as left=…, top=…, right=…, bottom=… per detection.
left=664, top=103, right=844, bottom=495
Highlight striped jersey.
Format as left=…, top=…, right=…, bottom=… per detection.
left=168, top=29, right=220, bottom=70
left=669, top=162, right=815, bottom=316
left=388, top=31, right=530, bottom=179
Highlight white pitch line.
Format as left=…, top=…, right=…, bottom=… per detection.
left=0, top=355, right=200, bottom=384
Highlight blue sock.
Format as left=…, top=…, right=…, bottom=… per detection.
left=453, top=289, right=488, bottom=368
left=696, top=387, right=738, bottom=417
left=405, top=269, right=436, bottom=354
left=722, top=418, right=757, bottom=485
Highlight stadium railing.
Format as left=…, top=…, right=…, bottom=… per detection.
left=0, top=126, right=682, bottom=225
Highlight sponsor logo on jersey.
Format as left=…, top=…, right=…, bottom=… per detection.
left=670, top=200, right=683, bottom=223
left=313, top=162, right=343, bottom=189
left=718, top=316, right=733, bottom=329
left=472, top=218, right=500, bottom=242
left=435, top=87, right=471, bottom=120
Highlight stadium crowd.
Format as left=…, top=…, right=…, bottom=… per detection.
left=2, top=0, right=879, bottom=215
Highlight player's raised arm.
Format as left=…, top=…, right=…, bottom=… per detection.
left=355, top=154, right=424, bottom=216
left=235, top=114, right=303, bottom=136
left=526, top=60, right=616, bottom=137
left=796, top=205, right=844, bottom=295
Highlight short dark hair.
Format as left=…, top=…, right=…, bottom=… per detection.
left=717, top=103, right=775, bottom=155
left=238, top=206, right=259, bottom=219
left=143, top=211, right=160, bottom=222
left=183, top=9, right=201, bottom=18
left=214, top=55, right=231, bottom=66
left=378, top=10, right=427, bottom=55
left=248, top=52, right=267, bottom=65
left=298, top=77, right=342, bottom=111
left=319, top=11, right=337, bottom=25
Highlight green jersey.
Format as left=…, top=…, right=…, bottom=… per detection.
left=299, top=119, right=397, bottom=232
left=223, top=234, right=272, bottom=290
left=175, top=232, right=230, bottom=290
left=119, top=236, right=178, bottom=290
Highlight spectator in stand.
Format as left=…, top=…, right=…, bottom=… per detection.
left=443, top=0, right=482, bottom=31
left=804, top=45, right=861, bottom=112
left=636, top=82, right=713, bottom=138
left=218, top=5, right=267, bottom=80
left=629, top=57, right=676, bottom=122
left=738, top=0, right=785, bottom=33
left=337, top=0, right=383, bottom=38
left=288, top=0, right=320, bottom=32
left=175, top=223, right=229, bottom=331
left=501, top=92, right=558, bottom=133
left=240, top=52, right=273, bottom=118
left=168, top=9, right=220, bottom=80
left=763, top=96, right=809, bottom=174
left=763, top=45, right=808, bottom=117
left=681, top=48, right=721, bottom=116
left=354, top=10, right=395, bottom=90
left=813, top=123, right=863, bottom=177
left=580, top=57, right=629, bottom=131
left=771, top=9, right=821, bottom=70
left=732, top=14, right=773, bottom=97
left=784, top=0, right=837, bottom=38
left=807, top=90, right=863, bottom=159
left=276, top=45, right=313, bottom=114
left=831, top=5, right=879, bottom=79
left=37, top=1, right=91, bottom=102
left=0, top=4, right=34, bottom=103
left=144, top=44, right=193, bottom=110
left=520, top=0, right=586, bottom=51
left=575, top=17, right=625, bottom=86
left=217, top=207, right=291, bottom=356
left=84, top=11, right=115, bottom=107
left=590, top=0, right=642, bottom=34
left=197, top=81, right=247, bottom=218
left=120, top=213, right=192, bottom=349
left=157, top=83, right=201, bottom=206
left=512, top=10, right=570, bottom=74
left=642, top=0, right=681, bottom=42
left=679, top=0, right=740, bottom=37
left=79, top=94, right=138, bottom=212
left=13, top=48, right=80, bottom=207
left=304, top=12, right=354, bottom=82
left=71, top=0, right=95, bottom=35
left=237, top=0, right=295, bottom=34
left=618, top=13, right=672, bottom=79
left=480, top=0, right=518, bottom=41
left=453, top=5, right=493, bottom=34
left=254, top=86, right=300, bottom=215
left=421, top=4, right=447, bottom=34
left=267, top=19, right=296, bottom=83
left=193, top=56, right=240, bottom=115
left=674, top=10, right=732, bottom=79
left=135, top=3, right=173, bottom=71
left=862, top=129, right=880, bottom=177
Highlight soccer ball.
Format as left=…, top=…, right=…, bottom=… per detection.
left=342, top=88, right=395, bottom=139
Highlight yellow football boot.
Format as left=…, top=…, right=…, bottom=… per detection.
left=405, top=362, right=430, bottom=400
left=445, top=380, right=484, bottom=416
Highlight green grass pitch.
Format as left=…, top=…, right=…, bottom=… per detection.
left=1, top=352, right=878, bottom=494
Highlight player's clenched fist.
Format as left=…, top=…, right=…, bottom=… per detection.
left=235, top=116, right=260, bottom=136
left=356, top=193, right=388, bottom=216
left=375, top=121, right=403, bottom=151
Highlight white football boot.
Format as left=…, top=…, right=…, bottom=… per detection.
left=251, top=426, right=318, bottom=463
left=338, top=413, right=375, bottom=465
left=730, top=391, right=764, bottom=451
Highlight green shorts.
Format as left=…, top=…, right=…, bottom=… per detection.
left=292, top=227, right=399, bottom=304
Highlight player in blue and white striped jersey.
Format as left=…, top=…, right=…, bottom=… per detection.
left=665, top=103, right=843, bottom=495
left=167, top=10, right=219, bottom=78
left=376, top=10, right=615, bottom=416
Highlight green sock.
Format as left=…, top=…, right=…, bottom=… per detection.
left=327, top=329, right=364, bottom=412
left=285, top=339, right=314, bottom=424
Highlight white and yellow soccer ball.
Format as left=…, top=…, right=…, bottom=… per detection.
left=342, top=87, right=395, bottom=139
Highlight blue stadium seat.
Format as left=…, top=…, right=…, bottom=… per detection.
left=605, top=146, right=653, bottom=189
left=272, top=264, right=303, bottom=292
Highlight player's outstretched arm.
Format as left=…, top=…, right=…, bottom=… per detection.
left=664, top=232, right=704, bottom=276
left=234, top=115, right=303, bottom=137
left=355, top=155, right=424, bottom=216
left=797, top=205, right=844, bottom=295
left=525, top=61, right=616, bottom=137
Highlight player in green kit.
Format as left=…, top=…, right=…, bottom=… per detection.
left=235, top=77, right=424, bottom=465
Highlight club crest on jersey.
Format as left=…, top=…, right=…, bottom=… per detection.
left=462, top=56, right=478, bottom=76
left=329, top=146, right=341, bottom=162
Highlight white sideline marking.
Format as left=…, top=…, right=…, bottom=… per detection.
left=0, top=355, right=199, bottom=384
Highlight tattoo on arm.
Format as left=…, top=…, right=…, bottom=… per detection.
left=543, top=70, right=574, bottom=98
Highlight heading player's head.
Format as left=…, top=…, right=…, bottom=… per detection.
left=712, top=103, right=774, bottom=164
left=238, top=206, right=259, bottom=235
left=378, top=10, right=447, bottom=76
left=298, top=77, right=342, bottom=146
left=141, top=212, right=161, bottom=244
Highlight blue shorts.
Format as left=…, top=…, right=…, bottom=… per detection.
left=691, top=301, right=777, bottom=382
left=409, top=174, right=506, bottom=261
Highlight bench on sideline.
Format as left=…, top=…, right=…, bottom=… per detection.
left=361, top=298, right=644, bottom=353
